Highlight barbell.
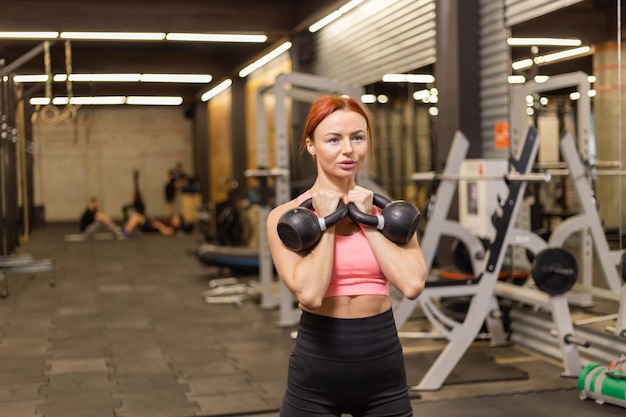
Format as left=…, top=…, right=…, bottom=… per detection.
left=411, top=171, right=551, bottom=183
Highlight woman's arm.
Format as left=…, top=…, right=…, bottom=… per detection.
left=347, top=186, right=427, bottom=300
left=267, top=191, right=342, bottom=310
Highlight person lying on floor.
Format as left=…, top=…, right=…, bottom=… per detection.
left=120, top=212, right=193, bottom=238
left=79, top=197, right=123, bottom=238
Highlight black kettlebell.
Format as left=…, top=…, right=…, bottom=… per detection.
left=277, top=199, right=348, bottom=252
left=347, top=194, right=420, bottom=245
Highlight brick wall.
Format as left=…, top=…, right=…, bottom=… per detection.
left=32, top=106, right=194, bottom=222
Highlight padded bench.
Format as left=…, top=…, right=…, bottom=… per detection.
left=0, top=254, right=55, bottom=298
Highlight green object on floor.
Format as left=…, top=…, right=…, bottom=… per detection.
left=579, top=355, right=626, bottom=408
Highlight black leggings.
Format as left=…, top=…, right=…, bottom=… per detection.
left=280, top=309, right=412, bottom=417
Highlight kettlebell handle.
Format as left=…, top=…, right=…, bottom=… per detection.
left=300, top=198, right=348, bottom=231
left=347, top=194, right=420, bottom=245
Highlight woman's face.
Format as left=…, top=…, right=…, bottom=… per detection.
left=306, top=110, right=368, bottom=179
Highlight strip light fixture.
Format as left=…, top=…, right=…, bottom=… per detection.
left=0, top=31, right=266, bottom=43
left=507, top=37, right=582, bottom=46
left=512, top=45, right=592, bottom=70
left=382, top=73, right=435, bottom=83
left=166, top=33, right=266, bottom=42
left=14, top=73, right=212, bottom=83
left=30, top=96, right=183, bottom=106
left=60, top=31, right=165, bottom=40
left=201, top=79, right=233, bottom=102
left=309, top=0, right=367, bottom=32
left=0, top=31, right=59, bottom=39
left=238, top=41, right=292, bottom=78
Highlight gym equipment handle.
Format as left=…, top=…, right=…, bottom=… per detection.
left=347, top=194, right=420, bottom=245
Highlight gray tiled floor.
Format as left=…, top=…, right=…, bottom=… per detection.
left=0, top=223, right=622, bottom=417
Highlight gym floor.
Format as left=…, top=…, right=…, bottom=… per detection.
left=0, top=224, right=623, bottom=417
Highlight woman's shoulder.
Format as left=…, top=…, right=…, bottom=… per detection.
left=268, top=191, right=311, bottom=223
left=268, top=198, right=299, bottom=221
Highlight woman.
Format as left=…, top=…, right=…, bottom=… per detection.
left=267, top=95, right=427, bottom=417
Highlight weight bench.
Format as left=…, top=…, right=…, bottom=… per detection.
left=0, top=254, right=56, bottom=298
left=195, top=243, right=260, bottom=275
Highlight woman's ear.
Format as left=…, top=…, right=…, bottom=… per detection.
left=305, top=138, right=315, bottom=156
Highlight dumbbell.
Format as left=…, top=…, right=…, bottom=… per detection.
left=277, top=199, right=348, bottom=251
left=347, top=194, right=420, bottom=245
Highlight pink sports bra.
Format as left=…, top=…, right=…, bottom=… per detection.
left=297, top=191, right=389, bottom=297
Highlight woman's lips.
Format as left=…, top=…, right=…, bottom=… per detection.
left=338, top=160, right=356, bottom=169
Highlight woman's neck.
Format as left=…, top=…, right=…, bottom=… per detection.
left=310, top=177, right=356, bottom=195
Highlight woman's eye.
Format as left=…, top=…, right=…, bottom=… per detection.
left=328, top=137, right=340, bottom=144
left=352, top=135, right=364, bottom=142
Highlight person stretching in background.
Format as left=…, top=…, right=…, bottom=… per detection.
left=120, top=212, right=192, bottom=238
left=164, top=162, right=187, bottom=217
left=79, top=197, right=123, bottom=238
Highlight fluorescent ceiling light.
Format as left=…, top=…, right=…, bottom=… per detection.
left=126, top=96, right=183, bottom=105
left=30, top=96, right=182, bottom=106
left=30, top=97, right=51, bottom=105
left=361, top=94, right=376, bottom=104
left=512, top=58, right=534, bottom=70
left=13, top=74, right=48, bottom=83
left=534, top=75, right=550, bottom=83
left=61, top=31, right=166, bottom=40
left=507, top=75, right=526, bottom=84
left=69, top=96, right=127, bottom=105
left=0, top=31, right=58, bottom=39
left=382, top=74, right=435, bottom=83
left=66, top=73, right=142, bottom=82
left=201, top=79, right=233, bottom=102
left=570, top=90, right=596, bottom=100
left=166, top=33, right=266, bottom=42
left=512, top=45, right=591, bottom=70
left=537, top=46, right=591, bottom=63
left=412, top=89, right=430, bottom=101
left=140, top=73, right=212, bottom=83
left=309, top=0, right=366, bottom=32
left=16, top=73, right=212, bottom=84
left=239, top=42, right=292, bottom=78
left=507, top=37, right=581, bottom=46
left=0, top=31, right=267, bottom=44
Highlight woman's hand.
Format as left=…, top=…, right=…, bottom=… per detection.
left=311, top=188, right=344, bottom=217
left=346, top=186, right=374, bottom=215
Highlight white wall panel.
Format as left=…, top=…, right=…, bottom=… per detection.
left=314, top=0, right=436, bottom=87
left=504, top=0, right=584, bottom=27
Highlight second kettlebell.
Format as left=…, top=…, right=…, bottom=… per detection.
left=347, top=194, right=420, bottom=245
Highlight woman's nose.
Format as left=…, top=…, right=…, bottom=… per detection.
left=341, top=138, right=353, bottom=153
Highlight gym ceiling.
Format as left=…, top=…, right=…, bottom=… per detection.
left=0, top=0, right=622, bottom=106
left=0, top=0, right=340, bottom=105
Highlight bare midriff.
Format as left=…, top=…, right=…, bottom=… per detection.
left=300, top=294, right=391, bottom=319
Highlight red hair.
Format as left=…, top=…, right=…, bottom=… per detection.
left=299, top=95, right=373, bottom=158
